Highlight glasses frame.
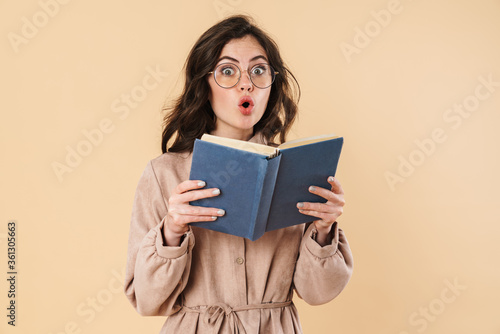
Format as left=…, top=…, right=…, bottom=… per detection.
left=208, top=62, right=279, bottom=89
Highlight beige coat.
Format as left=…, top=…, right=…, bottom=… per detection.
left=124, top=131, right=354, bottom=334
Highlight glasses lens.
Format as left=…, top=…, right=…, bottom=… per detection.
left=214, top=63, right=240, bottom=88
left=250, top=64, right=275, bottom=88
left=212, top=63, right=276, bottom=88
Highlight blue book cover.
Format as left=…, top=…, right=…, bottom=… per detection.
left=189, top=134, right=343, bottom=241
left=265, top=137, right=343, bottom=231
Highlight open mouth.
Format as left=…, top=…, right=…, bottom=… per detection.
left=238, top=96, right=254, bottom=114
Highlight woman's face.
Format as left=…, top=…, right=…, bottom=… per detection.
left=208, top=35, right=271, bottom=140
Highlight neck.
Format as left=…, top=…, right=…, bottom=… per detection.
left=209, top=128, right=254, bottom=141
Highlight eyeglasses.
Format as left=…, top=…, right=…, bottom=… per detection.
left=208, top=63, right=279, bottom=89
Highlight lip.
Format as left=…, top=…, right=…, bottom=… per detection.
left=238, top=95, right=255, bottom=107
left=238, top=96, right=254, bottom=115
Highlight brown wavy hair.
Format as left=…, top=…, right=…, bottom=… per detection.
left=161, top=14, right=300, bottom=153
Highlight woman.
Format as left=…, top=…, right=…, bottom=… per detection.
left=124, top=14, right=353, bottom=334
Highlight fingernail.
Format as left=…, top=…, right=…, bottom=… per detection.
left=217, top=209, right=225, bottom=215
left=198, top=181, right=206, bottom=187
left=309, top=186, right=316, bottom=192
left=297, top=202, right=304, bottom=208
left=212, top=216, right=217, bottom=220
left=328, top=176, right=334, bottom=182
left=212, top=188, right=220, bottom=195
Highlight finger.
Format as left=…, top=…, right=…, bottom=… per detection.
left=174, top=187, right=221, bottom=204
left=327, top=176, right=344, bottom=195
left=173, top=180, right=207, bottom=195
left=297, top=201, right=333, bottom=212
left=184, top=215, right=220, bottom=223
left=298, top=208, right=337, bottom=222
left=297, top=202, right=343, bottom=217
left=169, top=212, right=220, bottom=226
left=307, top=185, right=337, bottom=202
left=170, top=204, right=225, bottom=217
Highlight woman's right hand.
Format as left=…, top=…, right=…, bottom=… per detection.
left=163, top=180, right=225, bottom=246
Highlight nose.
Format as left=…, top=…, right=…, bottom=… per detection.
left=238, top=70, right=254, bottom=91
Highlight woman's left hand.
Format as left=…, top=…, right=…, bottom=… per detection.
left=296, top=176, right=345, bottom=245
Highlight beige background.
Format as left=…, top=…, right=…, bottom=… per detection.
left=1, top=0, right=499, bottom=333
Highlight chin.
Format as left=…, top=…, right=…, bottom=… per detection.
left=237, top=120, right=259, bottom=130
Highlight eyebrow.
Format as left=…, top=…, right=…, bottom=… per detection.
left=217, top=55, right=268, bottom=64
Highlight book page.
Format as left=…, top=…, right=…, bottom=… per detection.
left=200, top=133, right=278, bottom=156
left=277, top=133, right=339, bottom=150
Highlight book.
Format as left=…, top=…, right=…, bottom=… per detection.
left=188, top=133, right=344, bottom=241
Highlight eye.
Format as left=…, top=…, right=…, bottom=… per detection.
left=251, top=65, right=267, bottom=76
left=219, top=65, right=237, bottom=76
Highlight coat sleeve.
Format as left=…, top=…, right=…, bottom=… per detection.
left=293, top=222, right=353, bottom=305
left=124, top=160, right=194, bottom=316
